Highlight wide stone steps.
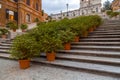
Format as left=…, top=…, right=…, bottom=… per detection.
left=0, top=20, right=120, bottom=77
left=0, top=43, right=11, bottom=47
left=0, top=49, right=9, bottom=53
left=100, top=26, right=120, bottom=28
left=96, top=28, right=120, bottom=31
left=0, top=53, right=119, bottom=76
left=0, top=46, right=10, bottom=49
left=40, top=53, right=120, bottom=66
left=58, top=50, right=120, bottom=58
left=87, top=35, right=120, bottom=38
left=71, top=45, right=120, bottom=52
left=71, top=42, right=120, bottom=46
left=32, top=58, right=120, bottom=76
left=91, top=31, right=120, bottom=34
left=95, top=28, right=120, bottom=31
left=80, top=38, right=120, bottom=42
left=93, top=30, right=120, bottom=33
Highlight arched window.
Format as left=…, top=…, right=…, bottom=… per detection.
left=36, top=3, right=39, bottom=11
left=26, top=14, right=30, bottom=22
left=26, top=0, right=30, bottom=5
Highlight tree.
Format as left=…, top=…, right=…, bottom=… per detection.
left=103, top=0, right=112, bottom=11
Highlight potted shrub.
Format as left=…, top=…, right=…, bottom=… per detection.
left=70, top=18, right=83, bottom=42
left=40, top=36, right=63, bottom=61
left=7, top=21, right=18, bottom=32
left=0, top=28, right=9, bottom=39
left=20, top=23, right=28, bottom=32
left=59, top=30, right=75, bottom=50
left=106, top=10, right=113, bottom=16
left=110, top=12, right=119, bottom=18
left=30, top=22, right=63, bottom=61
left=9, top=34, right=40, bottom=69
left=38, top=29, right=63, bottom=61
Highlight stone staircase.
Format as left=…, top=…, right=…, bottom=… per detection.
left=0, top=20, right=120, bottom=77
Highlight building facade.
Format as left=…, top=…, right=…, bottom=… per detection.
left=51, top=0, right=101, bottom=20
left=0, top=0, right=42, bottom=27
left=80, top=0, right=101, bottom=15
left=111, top=0, right=120, bottom=11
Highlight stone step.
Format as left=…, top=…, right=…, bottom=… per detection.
left=40, top=53, right=120, bottom=66
left=82, top=37, right=120, bottom=40
left=0, top=46, right=10, bottom=49
left=91, top=32, right=120, bottom=35
left=33, top=58, right=120, bottom=76
left=0, top=43, right=11, bottom=47
left=97, top=28, right=120, bottom=30
left=87, top=35, right=120, bottom=38
left=56, top=54, right=120, bottom=66
left=100, top=25, right=120, bottom=28
left=2, top=41, right=13, bottom=44
left=93, top=30, right=120, bottom=33
left=71, top=42, right=120, bottom=46
left=80, top=38, right=120, bottom=42
left=95, top=28, right=120, bottom=31
left=71, top=45, right=120, bottom=52
left=0, top=53, right=120, bottom=76
left=58, top=50, right=120, bottom=58
left=105, top=20, right=120, bottom=23
left=0, top=53, right=10, bottom=58
left=103, top=22, right=120, bottom=24
left=0, top=49, right=9, bottom=53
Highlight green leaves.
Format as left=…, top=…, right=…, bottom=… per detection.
left=9, top=34, right=40, bottom=60
left=10, top=15, right=102, bottom=58
left=7, top=21, right=18, bottom=30
left=0, top=28, right=9, bottom=35
left=106, top=10, right=120, bottom=18
left=20, top=24, right=28, bottom=30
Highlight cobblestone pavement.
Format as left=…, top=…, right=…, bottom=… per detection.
left=0, top=59, right=119, bottom=80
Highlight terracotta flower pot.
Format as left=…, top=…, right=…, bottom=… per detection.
left=93, top=26, right=96, bottom=30
left=13, top=29, right=16, bottom=32
left=74, top=36, right=80, bottom=42
left=88, top=27, right=94, bottom=33
left=22, top=29, right=25, bottom=32
left=2, top=35, right=7, bottom=39
left=47, top=52, right=56, bottom=61
left=19, top=59, right=30, bottom=69
left=83, top=31, right=88, bottom=38
left=64, top=43, right=71, bottom=50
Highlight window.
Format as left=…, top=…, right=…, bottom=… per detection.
left=82, top=10, right=84, bottom=15
left=10, top=0, right=18, bottom=2
left=0, top=4, right=2, bottom=9
left=26, top=0, right=30, bottom=5
left=36, top=3, right=39, bottom=11
left=14, top=0, right=18, bottom=2
left=96, top=7, right=98, bottom=12
left=26, top=14, right=30, bottom=22
left=6, top=9, right=15, bottom=20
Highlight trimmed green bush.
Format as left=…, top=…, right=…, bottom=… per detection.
left=20, top=23, right=28, bottom=30
left=106, top=10, right=120, bottom=18
left=7, top=21, right=18, bottom=30
left=0, top=28, right=9, bottom=35
left=9, top=34, right=40, bottom=60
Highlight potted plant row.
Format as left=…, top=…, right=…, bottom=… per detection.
left=9, top=15, right=102, bottom=69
